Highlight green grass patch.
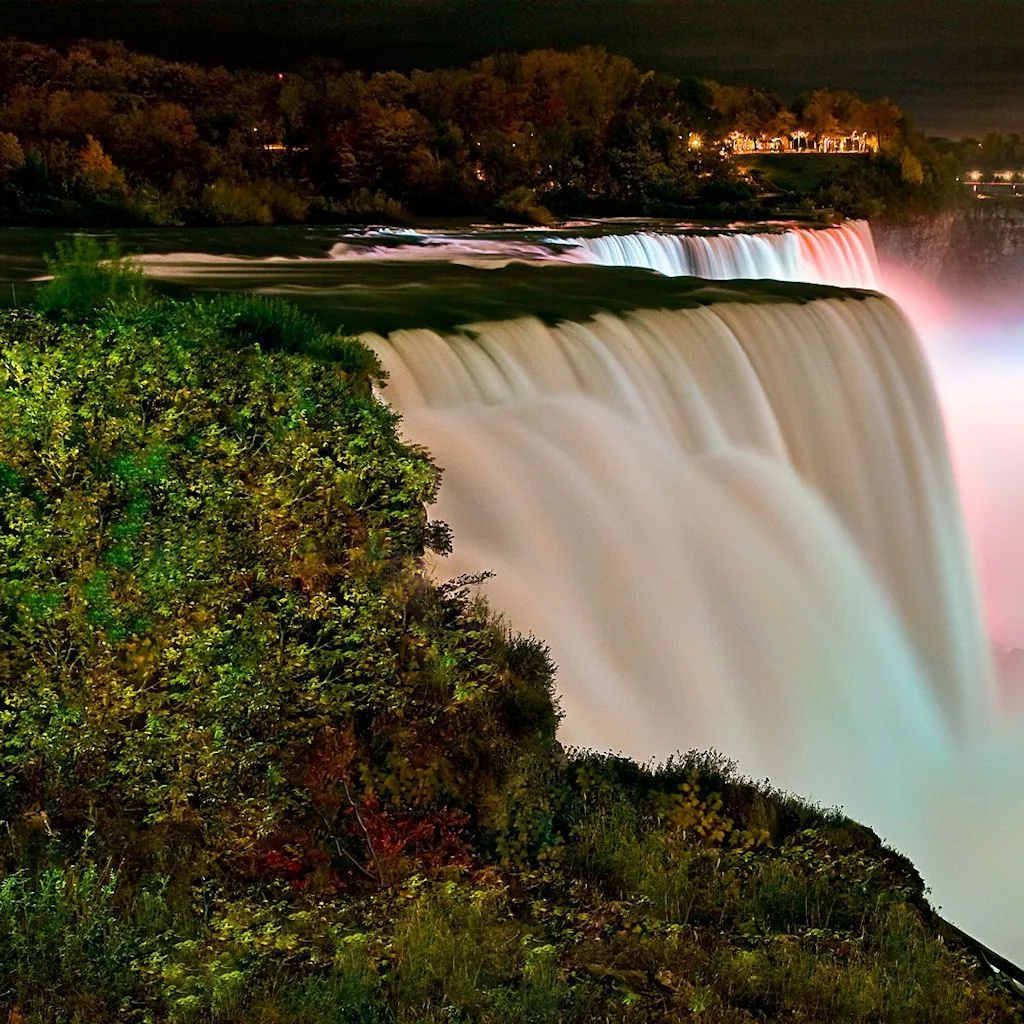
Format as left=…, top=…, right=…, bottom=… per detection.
left=740, top=153, right=871, bottom=192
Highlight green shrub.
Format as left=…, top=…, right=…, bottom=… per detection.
left=202, top=292, right=386, bottom=378
left=34, top=234, right=151, bottom=321
left=261, top=180, right=310, bottom=223
left=0, top=860, right=166, bottom=1021
left=493, top=186, right=555, bottom=226
left=126, top=183, right=185, bottom=226
left=201, top=177, right=274, bottom=225
left=316, top=188, right=411, bottom=225
left=389, top=887, right=525, bottom=1016
left=266, top=964, right=386, bottom=1024
left=0, top=300, right=560, bottom=887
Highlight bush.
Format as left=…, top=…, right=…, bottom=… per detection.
left=0, top=860, right=166, bottom=1021
left=204, top=292, right=385, bottom=376
left=201, top=177, right=274, bottom=224
left=314, top=188, right=411, bottom=225
left=493, top=186, right=556, bottom=226
left=0, top=133, right=25, bottom=182
left=125, top=183, right=185, bottom=226
left=0, top=299, right=561, bottom=887
left=222, top=294, right=382, bottom=376
left=34, top=234, right=151, bottom=320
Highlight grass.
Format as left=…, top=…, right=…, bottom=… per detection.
left=2, top=748, right=1019, bottom=1022
left=739, top=153, right=870, bottom=193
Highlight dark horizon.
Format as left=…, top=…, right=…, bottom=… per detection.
left=2, top=0, right=1023, bottom=137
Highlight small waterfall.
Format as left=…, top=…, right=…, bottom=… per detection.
left=568, top=220, right=879, bottom=289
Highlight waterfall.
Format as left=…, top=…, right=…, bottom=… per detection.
left=317, top=219, right=881, bottom=289
left=567, top=220, right=880, bottom=288
left=366, top=296, right=990, bottom=800
left=135, top=220, right=880, bottom=291
left=365, top=281, right=1024, bottom=960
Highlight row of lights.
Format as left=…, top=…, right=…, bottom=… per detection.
left=965, top=170, right=1024, bottom=182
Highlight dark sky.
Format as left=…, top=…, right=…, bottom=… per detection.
left=3, top=0, right=1023, bottom=135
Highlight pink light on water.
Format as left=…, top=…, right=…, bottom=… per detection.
left=879, top=259, right=1024, bottom=700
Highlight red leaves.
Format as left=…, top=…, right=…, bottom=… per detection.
left=261, top=848, right=304, bottom=877
left=255, top=796, right=472, bottom=891
left=345, top=796, right=473, bottom=883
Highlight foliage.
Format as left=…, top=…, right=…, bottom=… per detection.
left=0, top=132, right=26, bottom=181
left=0, top=298, right=564, bottom=886
left=202, top=292, right=387, bottom=376
left=315, top=188, right=412, bottom=226
left=0, top=36, right=952, bottom=226
left=201, top=178, right=275, bottom=225
left=0, top=281, right=1020, bottom=1021
left=34, top=233, right=151, bottom=320
left=493, top=186, right=555, bottom=226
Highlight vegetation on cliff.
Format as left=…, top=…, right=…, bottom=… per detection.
left=0, top=250, right=1019, bottom=1022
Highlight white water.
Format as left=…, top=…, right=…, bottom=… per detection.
left=367, top=296, right=991, bottom=787
left=369, top=298, right=988, bottom=745
left=567, top=220, right=880, bottom=288
left=135, top=220, right=881, bottom=289
left=299, top=219, right=880, bottom=285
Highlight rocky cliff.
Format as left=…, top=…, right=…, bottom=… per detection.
left=873, top=202, right=1024, bottom=288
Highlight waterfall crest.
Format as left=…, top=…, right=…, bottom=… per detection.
left=366, top=294, right=991, bottom=807
left=568, top=220, right=879, bottom=288
left=318, top=219, right=881, bottom=288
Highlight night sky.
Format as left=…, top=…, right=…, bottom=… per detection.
left=3, top=0, right=1023, bottom=136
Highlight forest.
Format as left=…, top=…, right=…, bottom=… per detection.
left=0, top=37, right=962, bottom=225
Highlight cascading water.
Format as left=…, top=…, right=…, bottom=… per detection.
left=366, top=297, right=989, bottom=766
left=566, top=220, right=880, bottom=288
left=349, top=224, right=1021, bottom=962
left=254, top=219, right=880, bottom=287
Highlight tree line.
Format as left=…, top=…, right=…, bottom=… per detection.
left=0, top=37, right=953, bottom=225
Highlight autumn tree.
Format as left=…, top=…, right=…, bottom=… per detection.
left=76, top=134, right=127, bottom=197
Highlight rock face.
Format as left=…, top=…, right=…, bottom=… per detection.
left=873, top=202, right=1024, bottom=287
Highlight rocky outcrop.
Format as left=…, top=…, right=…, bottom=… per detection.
left=873, top=202, right=1024, bottom=287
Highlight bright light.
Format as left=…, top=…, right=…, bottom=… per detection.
left=688, top=132, right=703, bottom=151
left=967, top=170, right=983, bottom=181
